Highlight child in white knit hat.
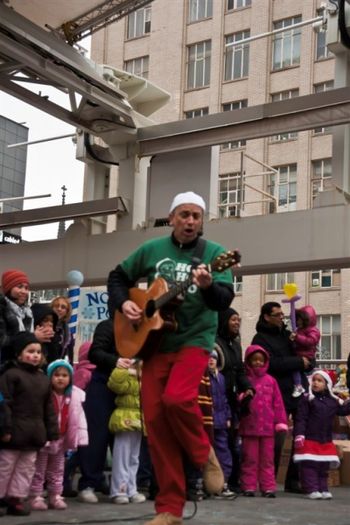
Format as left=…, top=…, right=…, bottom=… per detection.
left=293, top=369, right=350, bottom=499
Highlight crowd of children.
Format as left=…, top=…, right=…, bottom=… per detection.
left=0, top=267, right=348, bottom=516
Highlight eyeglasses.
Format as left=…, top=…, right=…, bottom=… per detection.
left=269, top=312, right=284, bottom=318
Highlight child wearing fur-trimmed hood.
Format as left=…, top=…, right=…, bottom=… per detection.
left=293, top=369, right=350, bottom=499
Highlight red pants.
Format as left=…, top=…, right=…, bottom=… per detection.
left=141, top=346, right=210, bottom=517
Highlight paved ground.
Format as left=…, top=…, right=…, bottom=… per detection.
left=3, top=486, right=350, bottom=525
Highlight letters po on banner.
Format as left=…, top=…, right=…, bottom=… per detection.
left=76, top=288, right=110, bottom=346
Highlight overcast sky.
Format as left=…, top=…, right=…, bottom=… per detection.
left=0, top=38, right=91, bottom=242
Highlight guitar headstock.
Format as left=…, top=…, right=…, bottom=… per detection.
left=210, top=250, right=241, bottom=273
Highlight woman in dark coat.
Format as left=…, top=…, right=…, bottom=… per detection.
left=215, top=308, right=253, bottom=491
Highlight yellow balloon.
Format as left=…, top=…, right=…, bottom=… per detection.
left=283, top=282, right=298, bottom=299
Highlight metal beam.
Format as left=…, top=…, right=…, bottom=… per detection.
left=59, top=0, right=154, bottom=44
left=0, top=198, right=127, bottom=229
left=0, top=204, right=349, bottom=289
left=137, top=88, right=350, bottom=155
left=0, top=3, right=136, bottom=134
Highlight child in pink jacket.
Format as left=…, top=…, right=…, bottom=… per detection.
left=290, top=305, right=320, bottom=398
left=29, top=359, right=88, bottom=510
left=239, top=345, right=287, bottom=498
left=73, top=342, right=95, bottom=391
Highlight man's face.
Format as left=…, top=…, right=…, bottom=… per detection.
left=264, top=306, right=284, bottom=328
left=169, top=204, right=203, bottom=244
left=228, top=314, right=241, bottom=335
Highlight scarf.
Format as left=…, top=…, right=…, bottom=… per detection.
left=5, top=296, right=34, bottom=332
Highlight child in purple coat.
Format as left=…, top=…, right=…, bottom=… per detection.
left=239, top=345, right=287, bottom=498
left=293, top=369, right=350, bottom=499
left=208, top=350, right=235, bottom=499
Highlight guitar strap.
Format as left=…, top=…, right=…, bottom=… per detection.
left=191, top=237, right=206, bottom=268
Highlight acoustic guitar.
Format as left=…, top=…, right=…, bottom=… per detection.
left=114, top=250, right=241, bottom=359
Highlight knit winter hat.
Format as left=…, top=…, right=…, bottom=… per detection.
left=47, top=359, right=74, bottom=394
left=13, top=331, right=40, bottom=356
left=210, top=349, right=218, bottom=360
left=169, top=192, right=206, bottom=213
left=309, top=369, right=343, bottom=404
left=1, top=269, right=29, bottom=295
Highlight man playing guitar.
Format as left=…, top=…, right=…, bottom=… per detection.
left=107, top=192, right=238, bottom=525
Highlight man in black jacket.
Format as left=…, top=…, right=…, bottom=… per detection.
left=252, top=301, right=312, bottom=493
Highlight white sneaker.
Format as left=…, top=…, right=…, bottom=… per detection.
left=130, top=493, right=146, bottom=503
left=214, top=483, right=236, bottom=499
left=308, top=491, right=322, bottom=500
left=292, top=385, right=305, bottom=398
left=112, top=495, right=129, bottom=504
left=321, top=491, right=333, bottom=499
left=78, top=488, right=98, bottom=504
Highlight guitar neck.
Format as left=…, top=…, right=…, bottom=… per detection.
left=151, top=249, right=238, bottom=311
left=155, top=277, right=192, bottom=310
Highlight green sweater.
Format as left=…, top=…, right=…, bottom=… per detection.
left=120, top=236, right=233, bottom=353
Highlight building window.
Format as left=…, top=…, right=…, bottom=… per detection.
left=311, top=269, right=341, bottom=289
left=221, top=100, right=247, bottom=149
left=227, top=0, right=251, bottom=10
left=266, top=273, right=294, bottom=292
left=270, top=90, right=299, bottom=141
left=311, top=159, right=332, bottom=200
left=313, top=81, right=334, bottom=134
left=233, top=275, right=243, bottom=294
left=315, top=10, right=333, bottom=60
left=316, top=29, right=332, bottom=60
left=127, top=6, right=151, bottom=39
left=124, top=56, right=149, bottom=79
left=268, top=164, right=297, bottom=213
left=317, top=315, right=341, bottom=360
left=224, top=31, right=250, bottom=81
left=272, top=16, right=301, bottom=70
left=187, top=41, right=211, bottom=89
left=218, top=172, right=243, bottom=218
left=188, top=0, right=212, bottom=22
left=185, top=107, right=209, bottom=119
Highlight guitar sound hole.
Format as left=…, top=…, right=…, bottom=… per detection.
left=145, top=300, right=156, bottom=318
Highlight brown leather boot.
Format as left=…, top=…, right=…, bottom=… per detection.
left=202, top=446, right=225, bottom=494
left=144, top=512, right=183, bottom=525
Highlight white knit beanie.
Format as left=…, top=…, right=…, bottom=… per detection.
left=308, top=369, right=343, bottom=404
left=169, top=191, right=206, bottom=214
